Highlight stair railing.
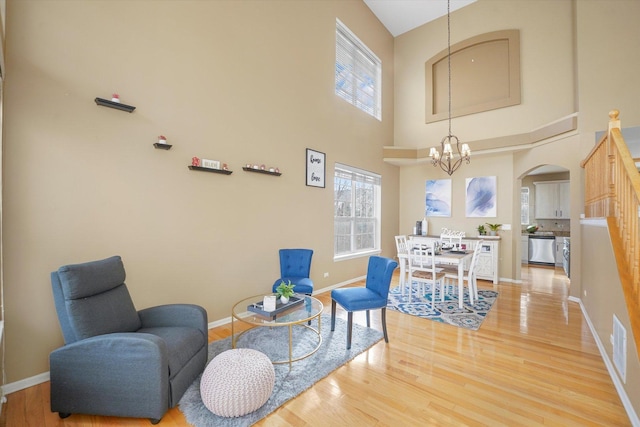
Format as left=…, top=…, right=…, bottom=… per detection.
left=581, top=109, right=640, bottom=358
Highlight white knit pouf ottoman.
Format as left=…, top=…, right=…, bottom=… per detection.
left=200, top=348, right=275, bottom=418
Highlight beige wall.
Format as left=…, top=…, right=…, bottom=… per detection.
left=582, top=223, right=640, bottom=416
left=394, top=0, right=576, bottom=283
left=575, top=0, right=640, bottom=416
left=513, top=135, right=582, bottom=286
left=2, top=0, right=396, bottom=382
left=397, top=0, right=640, bottom=416
left=394, top=0, right=575, bottom=149
left=3, top=0, right=640, bottom=418
left=399, top=152, right=516, bottom=280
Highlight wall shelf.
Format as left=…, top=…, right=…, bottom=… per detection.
left=242, top=167, right=281, bottom=177
left=188, top=166, right=232, bottom=175
left=153, top=143, right=172, bottom=150
left=94, top=97, right=136, bottom=113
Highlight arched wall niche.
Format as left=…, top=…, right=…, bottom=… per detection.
left=425, top=29, right=521, bottom=123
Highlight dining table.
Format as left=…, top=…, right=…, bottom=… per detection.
left=407, top=240, right=473, bottom=309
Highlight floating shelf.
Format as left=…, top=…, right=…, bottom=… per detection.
left=153, top=143, right=172, bottom=150
left=188, top=166, right=232, bottom=175
left=95, top=97, right=136, bottom=113
left=242, top=167, right=282, bottom=176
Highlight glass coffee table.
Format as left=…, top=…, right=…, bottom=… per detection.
left=231, top=294, right=323, bottom=368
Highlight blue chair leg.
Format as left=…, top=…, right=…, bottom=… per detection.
left=331, top=300, right=337, bottom=331
left=381, top=307, right=389, bottom=343
left=366, top=310, right=370, bottom=327
left=346, top=311, right=353, bottom=349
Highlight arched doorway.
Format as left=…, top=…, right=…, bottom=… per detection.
left=518, top=164, right=571, bottom=295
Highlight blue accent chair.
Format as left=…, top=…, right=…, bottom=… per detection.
left=271, top=248, right=314, bottom=295
left=330, top=256, right=398, bottom=349
left=49, top=256, right=208, bottom=424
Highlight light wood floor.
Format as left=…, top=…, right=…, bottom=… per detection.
left=1, top=266, right=632, bottom=426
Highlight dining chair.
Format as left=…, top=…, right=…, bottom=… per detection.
left=271, top=248, right=314, bottom=295
left=394, top=235, right=410, bottom=293
left=407, top=241, right=446, bottom=305
left=436, top=229, right=465, bottom=269
left=330, top=256, right=398, bottom=349
left=442, top=240, right=483, bottom=305
left=439, top=228, right=465, bottom=247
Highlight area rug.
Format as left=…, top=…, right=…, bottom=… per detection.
left=179, top=314, right=383, bottom=426
left=387, top=283, right=498, bottom=330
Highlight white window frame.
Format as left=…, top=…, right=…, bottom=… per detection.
left=521, top=187, right=530, bottom=225
left=335, top=19, right=382, bottom=121
left=333, top=163, right=381, bottom=261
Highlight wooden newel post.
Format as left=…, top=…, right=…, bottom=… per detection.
left=608, top=109, right=620, bottom=133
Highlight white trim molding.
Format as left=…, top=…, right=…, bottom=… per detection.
left=571, top=296, right=640, bottom=426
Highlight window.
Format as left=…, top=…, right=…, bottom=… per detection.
left=334, top=163, right=381, bottom=259
left=521, top=187, right=530, bottom=225
left=335, top=19, right=382, bottom=120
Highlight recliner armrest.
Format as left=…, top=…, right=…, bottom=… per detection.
left=50, top=333, right=169, bottom=419
left=51, top=332, right=168, bottom=368
left=138, top=304, right=208, bottom=336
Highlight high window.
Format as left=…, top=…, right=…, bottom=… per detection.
left=521, top=187, right=530, bottom=225
left=335, top=19, right=382, bottom=120
left=334, top=163, right=381, bottom=259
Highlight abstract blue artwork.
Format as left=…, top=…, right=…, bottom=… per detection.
left=466, top=176, right=497, bottom=217
left=425, top=179, right=451, bottom=217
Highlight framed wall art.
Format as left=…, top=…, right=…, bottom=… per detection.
left=306, top=148, right=325, bottom=188
left=425, top=179, right=452, bottom=217
left=466, top=176, right=497, bottom=217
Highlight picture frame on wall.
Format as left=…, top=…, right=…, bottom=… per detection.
left=425, top=179, right=452, bottom=217
left=466, top=176, right=497, bottom=217
left=306, top=148, right=325, bottom=188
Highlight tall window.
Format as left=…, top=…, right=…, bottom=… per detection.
left=335, top=19, right=382, bottom=120
left=334, top=163, right=381, bottom=259
left=521, top=187, right=530, bottom=225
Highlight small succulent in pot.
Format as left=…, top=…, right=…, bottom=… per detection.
left=485, top=223, right=502, bottom=236
left=275, top=280, right=295, bottom=303
left=477, top=224, right=487, bottom=236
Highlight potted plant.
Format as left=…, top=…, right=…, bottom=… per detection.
left=275, top=280, right=296, bottom=304
left=476, top=224, right=487, bottom=236
left=485, top=223, right=502, bottom=236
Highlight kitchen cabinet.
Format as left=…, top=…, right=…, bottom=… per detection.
left=475, top=241, right=499, bottom=283
left=534, top=181, right=570, bottom=219
left=521, top=235, right=529, bottom=263
left=555, top=237, right=564, bottom=266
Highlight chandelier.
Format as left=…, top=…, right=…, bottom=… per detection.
left=429, top=0, right=470, bottom=176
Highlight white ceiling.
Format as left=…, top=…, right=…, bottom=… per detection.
left=363, top=0, right=477, bottom=37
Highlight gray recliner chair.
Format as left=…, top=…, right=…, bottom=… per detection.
left=49, top=255, right=208, bottom=424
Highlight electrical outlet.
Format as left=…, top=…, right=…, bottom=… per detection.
left=323, top=272, right=329, bottom=278
left=584, top=290, right=587, bottom=297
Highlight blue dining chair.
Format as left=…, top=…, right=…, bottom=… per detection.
left=330, top=256, right=398, bottom=349
left=271, top=249, right=314, bottom=295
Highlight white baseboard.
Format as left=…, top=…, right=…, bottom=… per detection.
left=3, top=372, right=49, bottom=395
left=572, top=296, right=640, bottom=426
left=499, top=277, right=523, bottom=284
